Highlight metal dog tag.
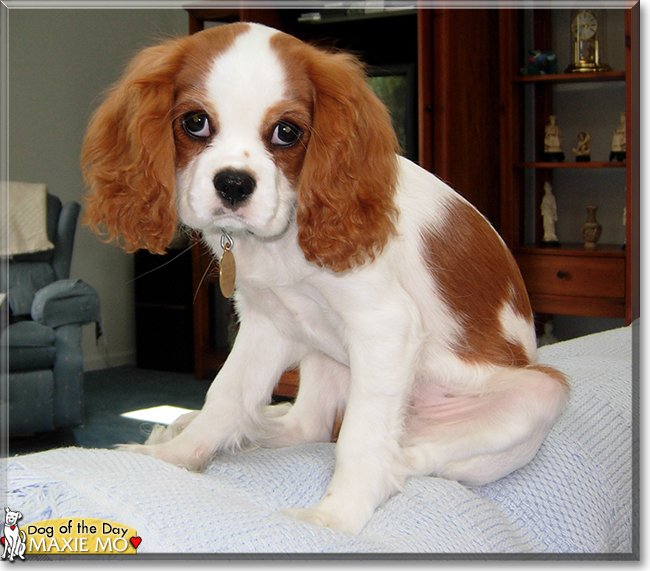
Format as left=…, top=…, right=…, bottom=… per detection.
left=219, top=233, right=236, bottom=299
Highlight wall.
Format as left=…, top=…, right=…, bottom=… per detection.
left=8, top=8, right=188, bottom=369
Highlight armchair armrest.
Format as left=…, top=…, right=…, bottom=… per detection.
left=31, top=279, right=101, bottom=331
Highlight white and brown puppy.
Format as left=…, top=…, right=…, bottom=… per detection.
left=82, top=23, right=568, bottom=534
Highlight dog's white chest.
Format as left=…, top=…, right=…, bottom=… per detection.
left=239, top=279, right=349, bottom=366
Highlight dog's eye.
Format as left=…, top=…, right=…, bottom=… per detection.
left=270, top=122, right=302, bottom=147
left=182, top=112, right=211, bottom=139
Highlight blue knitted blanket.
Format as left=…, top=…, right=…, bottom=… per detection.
left=5, top=325, right=634, bottom=555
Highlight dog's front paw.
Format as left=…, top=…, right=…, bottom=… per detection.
left=143, top=411, right=200, bottom=445
left=115, top=442, right=212, bottom=472
left=282, top=507, right=360, bottom=534
left=115, top=442, right=163, bottom=461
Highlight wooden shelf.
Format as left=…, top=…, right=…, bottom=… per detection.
left=514, top=71, right=625, bottom=84
left=297, top=8, right=416, bottom=25
left=517, top=161, right=626, bottom=169
left=516, top=244, right=626, bottom=258
left=499, top=8, right=638, bottom=324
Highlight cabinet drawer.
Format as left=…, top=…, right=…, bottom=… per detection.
left=515, top=253, right=625, bottom=299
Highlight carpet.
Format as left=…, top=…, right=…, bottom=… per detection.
left=7, top=365, right=210, bottom=456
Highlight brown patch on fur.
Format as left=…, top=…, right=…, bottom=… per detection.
left=81, top=24, right=249, bottom=254
left=172, top=96, right=219, bottom=171
left=271, top=33, right=400, bottom=272
left=424, top=198, right=533, bottom=367
left=260, top=99, right=313, bottom=188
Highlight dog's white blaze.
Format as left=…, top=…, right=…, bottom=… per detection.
left=205, top=25, right=285, bottom=157
left=177, top=25, right=295, bottom=240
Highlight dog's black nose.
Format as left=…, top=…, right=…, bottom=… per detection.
left=214, top=170, right=256, bottom=207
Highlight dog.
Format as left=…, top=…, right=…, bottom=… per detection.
left=2, top=508, right=26, bottom=561
left=81, top=22, right=568, bottom=534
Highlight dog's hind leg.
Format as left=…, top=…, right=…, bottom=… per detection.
left=400, top=365, right=568, bottom=485
left=261, top=351, right=349, bottom=447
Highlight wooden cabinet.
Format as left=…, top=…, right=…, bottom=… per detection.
left=135, top=249, right=194, bottom=372
left=499, top=7, right=639, bottom=324
left=515, top=247, right=626, bottom=317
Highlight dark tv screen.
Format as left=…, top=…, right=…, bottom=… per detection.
left=367, top=64, right=417, bottom=162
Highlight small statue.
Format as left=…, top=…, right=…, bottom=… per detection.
left=543, top=115, right=565, bottom=162
left=609, top=112, right=626, bottom=162
left=581, top=206, right=603, bottom=250
left=524, top=50, right=558, bottom=75
left=538, top=321, right=559, bottom=347
left=540, top=182, right=560, bottom=247
left=572, top=132, right=591, bottom=162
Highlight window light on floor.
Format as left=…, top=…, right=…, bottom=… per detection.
left=120, top=405, right=193, bottom=425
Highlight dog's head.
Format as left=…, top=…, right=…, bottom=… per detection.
left=82, top=23, right=399, bottom=272
left=4, top=508, right=21, bottom=526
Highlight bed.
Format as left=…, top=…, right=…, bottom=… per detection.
left=4, top=323, right=637, bottom=558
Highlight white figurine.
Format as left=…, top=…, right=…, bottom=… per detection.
left=572, top=132, right=591, bottom=162
left=610, top=112, right=626, bottom=161
left=538, top=321, right=558, bottom=347
left=543, top=115, right=564, bottom=161
left=540, top=182, right=559, bottom=246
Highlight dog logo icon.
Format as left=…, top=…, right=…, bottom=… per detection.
left=1, top=508, right=26, bottom=562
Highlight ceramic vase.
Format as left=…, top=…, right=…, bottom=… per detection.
left=581, top=206, right=602, bottom=250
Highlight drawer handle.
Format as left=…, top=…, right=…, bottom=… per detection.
left=557, top=270, right=567, bottom=279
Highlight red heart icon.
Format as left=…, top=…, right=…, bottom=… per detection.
left=10, top=526, right=15, bottom=531
left=130, top=536, right=142, bottom=549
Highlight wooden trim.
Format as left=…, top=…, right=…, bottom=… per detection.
left=518, top=161, right=626, bottom=169
left=186, top=6, right=282, bottom=32
left=431, top=8, right=450, bottom=182
left=514, top=71, right=625, bottom=83
left=528, top=294, right=625, bottom=319
left=499, top=9, right=521, bottom=248
left=515, top=244, right=626, bottom=258
left=416, top=8, right=433, bottom=172
left=430, top=9, right=501, bottom=223
left=187, top=8, right=240, bottom=33
left=625, top=5, right=640, bottom=324
left=239, top=8, right=283, bottom=28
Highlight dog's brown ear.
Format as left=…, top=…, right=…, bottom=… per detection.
left=81, top=39, right=185, bottom=254
left=296, top=47, right=400, bottom=272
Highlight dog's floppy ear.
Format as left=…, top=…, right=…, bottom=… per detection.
left=296, top=47, right=400, bottom=272
left=81, top=39, right=185, bottom=254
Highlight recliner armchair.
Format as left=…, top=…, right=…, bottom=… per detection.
left=1, top=193, right=101, bottom=435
